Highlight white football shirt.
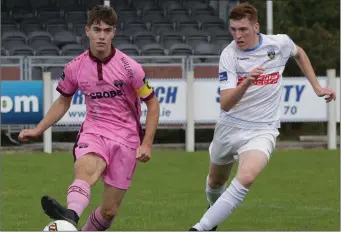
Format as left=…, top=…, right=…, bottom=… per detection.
left=218, top=33, right=297, bottom=129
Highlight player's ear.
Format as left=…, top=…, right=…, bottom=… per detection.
left=254, top=22, right=260, bottom=33
left=85, top=26, right=90, bottom=37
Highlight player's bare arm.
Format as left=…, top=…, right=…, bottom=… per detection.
left=294, top=45, right=336, bottom=102
left=136, top=95, right=160, bottom=163
left=220, top=67, right=264, bottom=111
left=18, top=95, right=72, bottom=142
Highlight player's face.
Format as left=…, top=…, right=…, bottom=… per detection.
left=86, top=21, right=115, bottom=52
left=230, top=18, right=259, bottom=50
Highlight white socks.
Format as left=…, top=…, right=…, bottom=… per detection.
left=194, top=178, right=248, bottom=231
left=205, top=176, right=226, bottom=206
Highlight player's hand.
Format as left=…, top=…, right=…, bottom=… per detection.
left=245, top=67, right=265, bottom=85
left=136, top=144, right=152, bottom=163
left=315, top=87, right=336, bottom=103
left=18, top=128, right=42, bottom=142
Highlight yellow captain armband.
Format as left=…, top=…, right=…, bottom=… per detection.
left=136, top=78, right=153, bottom=98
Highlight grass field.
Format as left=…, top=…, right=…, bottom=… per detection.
left=1, top=149, right=340, bottom=231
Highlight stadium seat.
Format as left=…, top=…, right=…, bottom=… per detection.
left=46, top=20, right=70, bottom=36
left=168, top=43, right=194, bottom=56
left=27, top=31, right=54, bottom=45
left=36, top=44, right=61, bottom=56
left=5, top=0, right=30, bottom=11
left=53, top=31, right=79, bottom=47
left=11, top=8, right=36, bottom=20
left=151, top=20, right=175, bottom=35
left=74, top=24, right=86, bottom=37
left=1, top=22, right=18, bottom=32
left=201, top=16, right=226, bottom=31
left=66, top=11, right=87, bottom=25
left=61, top=44, right=85, bottom=56
left=113, top=34, right=132, bottom=46
left=2, top=31, right=27, bottom=44
left=133, top=0, right=154, bottom=9
left=178, top=27, right=201, bottom=37
left=115, top=44, right=141, bottom=56
left=211, top=33, right=232, bottom=46
left=21, top=23, right=43, bottom=35
left=140, top=44, right=166, bottom=56
left=194, top=43, right=221, bottom=55
left=186, top=2, right=216, bottom=16
left=0, top=0, right=225, bottom=60
left=160, top=32, right=185, bottom=49
left=163, top=1, right=188, bottom=17
left=2, top=41, right=25, bottom=51
left=39, top=11, right=63, bottom=22
left=117, top=15, right=141, bottom=31
left=82, top=0, right=103, bottom=9
left=142, top=11, right=166, bottom=24
left=115, top=3, right=135, bottom=12
left=185, top=32, right=210, bottom=48
left=60, top=1, right=87, bottom=12
left=172, top=15, right=200, bottom=30
left=132, top=31, right=158, bottom=47
left=138, top=4, right=162, bottom=17
left=9, top=44, right=35, bottom=56
left=29, top=0, right=57, bottom=10
left=123, top=20, right=149, bottom=34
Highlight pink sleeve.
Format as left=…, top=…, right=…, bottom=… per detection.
left=131, top=63, right=154, bottom=101
left=56, top=65, right=78, bottom=97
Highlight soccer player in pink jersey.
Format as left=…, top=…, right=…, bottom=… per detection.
left=18, top=5, right=160, bottom=230
left=189, top=3, right=336, bottom=231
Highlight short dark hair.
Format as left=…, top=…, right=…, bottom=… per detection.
left=229, top=2, right=258, bottom=23
left=87, top=5, right=117, bottom=27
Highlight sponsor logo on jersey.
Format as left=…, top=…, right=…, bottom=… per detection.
left=237, top=72, right=280, bottom=86
left=90, top=90, right=123, bottom=99
left=114, top=80, right=124, bottom=88
left=219, top=71, right=228, bottom=81
left=267, top=49, right=276, bottom=60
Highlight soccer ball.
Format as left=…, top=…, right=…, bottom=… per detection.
left=43, top=220, right=77, bottom=231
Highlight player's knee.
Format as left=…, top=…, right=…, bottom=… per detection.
left=100, top=204, right=119, bottom=221
left=208, top=175, right=226, bottom=189
left=74, top=153, right=106, bottom=186
left=236, top=172, right=256, bottom=188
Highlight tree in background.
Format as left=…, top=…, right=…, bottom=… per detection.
left=239, top=0, right=340, bottom=76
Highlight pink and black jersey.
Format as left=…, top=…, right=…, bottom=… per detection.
left=57, top=46, right=154, bottom=148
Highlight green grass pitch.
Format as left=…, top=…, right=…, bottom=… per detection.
left=1, top=149, right=340, bottom=230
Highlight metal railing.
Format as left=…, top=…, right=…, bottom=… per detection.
left=0, top=56, right=25, bottom=80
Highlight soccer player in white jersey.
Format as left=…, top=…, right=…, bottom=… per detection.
left=189, top=3, right=336, bottom=231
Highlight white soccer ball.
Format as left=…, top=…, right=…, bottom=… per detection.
left=43, top=220, right=78, bottom=231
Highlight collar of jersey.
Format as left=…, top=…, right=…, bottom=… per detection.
left=88, top=45, right=116, bottom=64
left=242, top=33, right=263, bottom=52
